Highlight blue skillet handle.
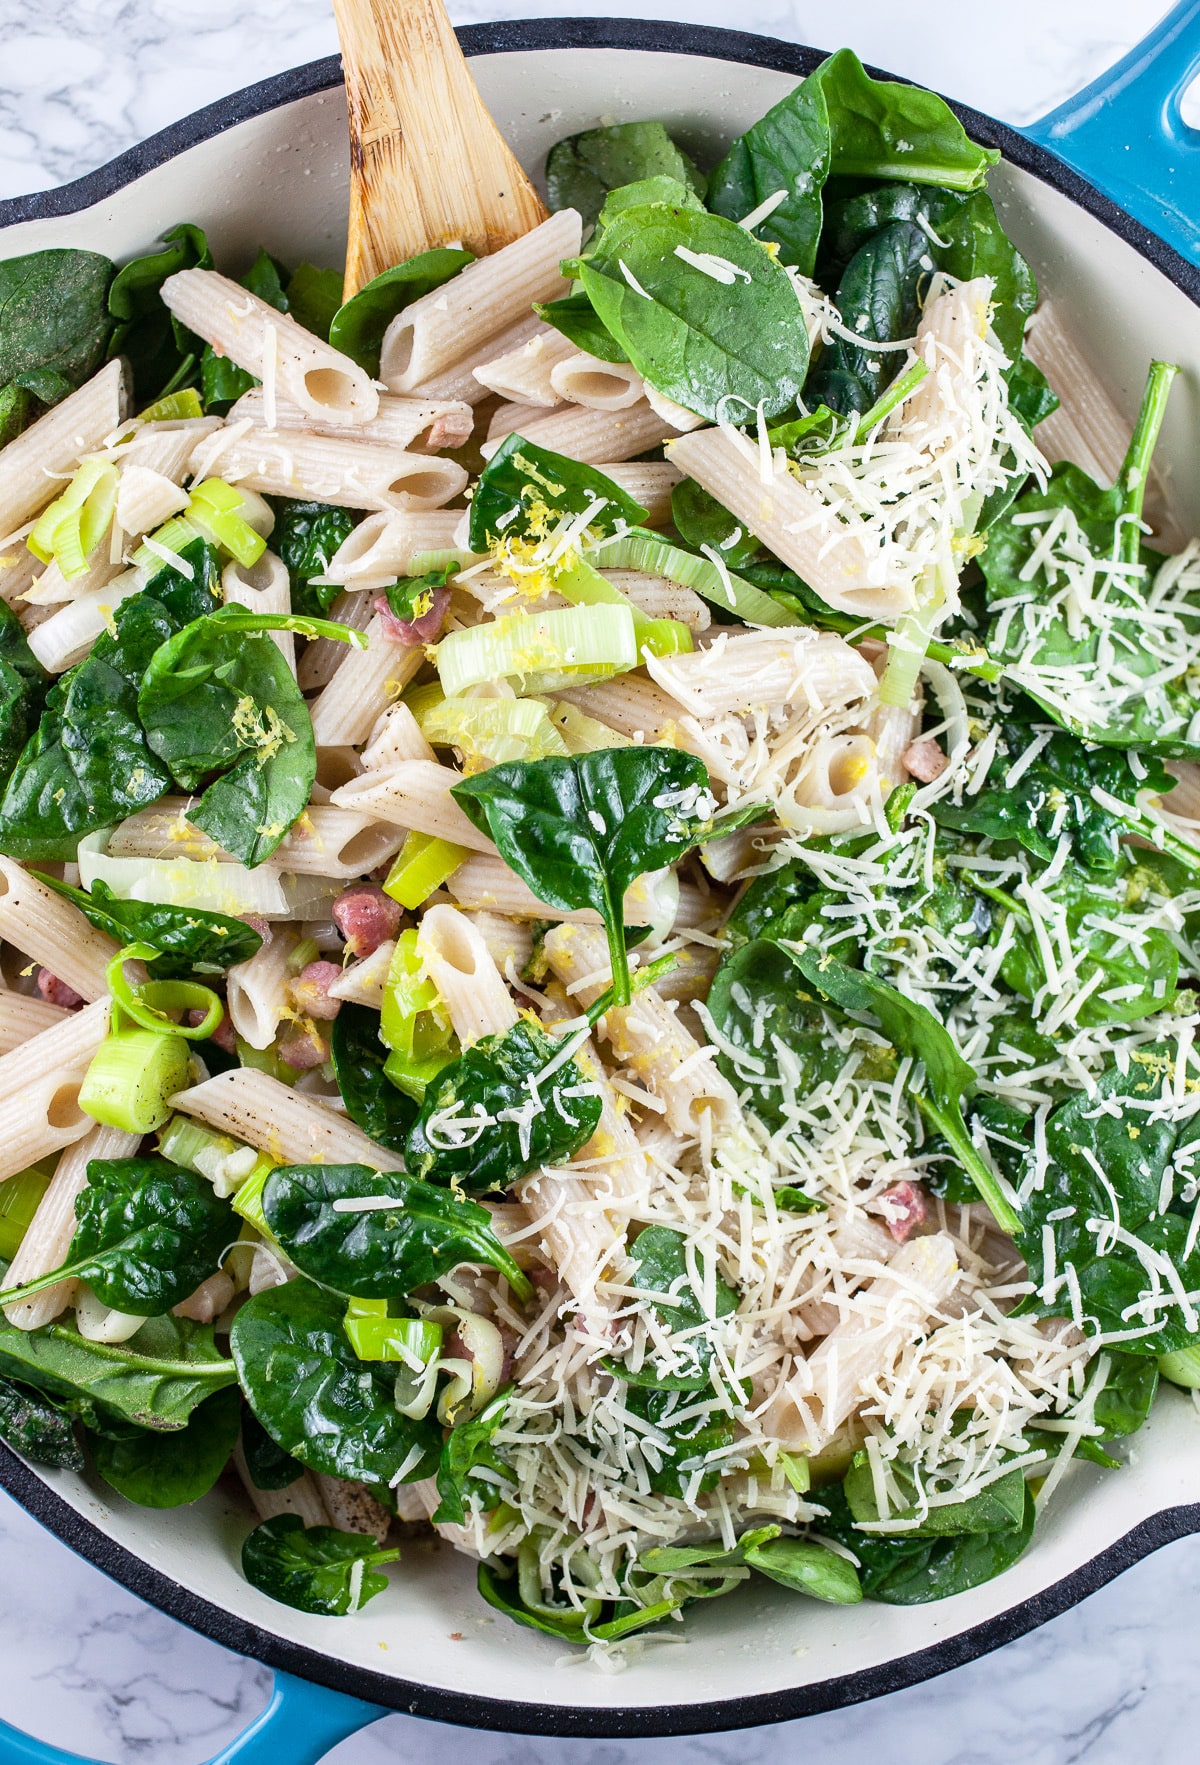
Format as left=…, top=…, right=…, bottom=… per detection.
left=1021, top=0, right=1200, bottom=263
left=0, top=1669, right=389, bottom=1765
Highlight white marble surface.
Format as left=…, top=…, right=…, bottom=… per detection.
left=0, top=0, right=1197, bottom=1759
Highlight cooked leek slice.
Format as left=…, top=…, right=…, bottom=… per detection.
left=383, top=833, right=469, bottom=910
left=28, top=459, right=120, bottom=578
left=436, top=604, right=638, bottom=696
left=588, top=529, right=793, bottom=628
left=420, top=694, right=569, bottom=767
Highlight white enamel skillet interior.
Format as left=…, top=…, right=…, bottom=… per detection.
left=2, top=16, right=1200, bottom=1740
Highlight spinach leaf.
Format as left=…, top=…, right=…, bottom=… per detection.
left=931, top=717, right=1173, bottom=873
left=283, top=263, right=344, bottom=342
left=230, top=1279, right=441, bottom=1483
left=818, top=1477, right=1036, bottom=1603
left=406, top=1018, right=602, bottom=1193
left=709, top=49, right=997, bottom=273
left=843, top=1455, right=1028, bottom=1535
left=545, top=122, right=706, bottom=230
left=742, top=1534, right=863, bottom=1603
left=1016, top=1062, right=1200, bottom=1354
left=670, top=477, right=765, bottom=569
left=453, top=746, right=757, bottom=1003
left=138, top=605, right=321, bottom=868
left=32, top=875, right=262, bottom=976
left=432, top=1387, right=512, bottom=1524
left=0, top=538, right=220, bottom=861
left=329, top=1004, right=416, bottom=1152
left=268, top=498, right=357, bottom=617
left=328, top=248, right=474, bottom=378
left=468, top=434, right=647, bottom=552
left=382, top=565, right=455, bottom=627
left=0, top=1157, right=234, bottom=1317
left=787, top=948, right=1019, bottom=1231
left=609, top=1225, right=737, bottom=1390
left=108, top=223, right=212, bottom=402
left=805, top=219, right=929, bottom=414
left=87, top=1384, right=241, bottom=1507
left=707, top=936, right=875, bottom=1132
left=241, top=1409, right=302, bottom=1491
left=199, top=249, right=289, bottom=410
left=0, top=1377, right=84, bottom=1470
left=0, top=249, right=115, bottom=433
left=242, top=1513, right=398, bottom=1616
left=0, top=1313, right=235, bottom=1433
left=976, top=857, right=1179, bottom=1028
left=625, top=1384, right=737, bottom=1497
left=0, top=602, right=49, bottom=786
left=534, top=288, right=629, bottom=364
left=579, top=204, right=811, bottom=421
left=1093, top=1351, right=1159, bottom=1438
left=261, top=1162, right=532, bottom=1300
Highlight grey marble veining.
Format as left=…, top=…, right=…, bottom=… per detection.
left=0, top=0, right=1197, bottom=1759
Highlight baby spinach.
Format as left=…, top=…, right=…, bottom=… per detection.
left=578, top=203, right=811, bottom=421
left=33, top=875, right=262, bottom=976
left=626, top=1383, right=737, bottom=1498
left=535, top=288, right=629, bottom=364
left=0, top=1376, right=84, bottom=1470
left=406, top=1018, right=602, bottom=1192
left=241, top=1409, right=303, bottom=1491
left=199, top=246, right=288, bottom=411
left=788, top=948, right=1019, bottom=1232
left=328, top=247, right=474, bottom=377
left=242, top=1513, right=398, bottom=1616
left=805, top=219, right=930, bottom=415
left=87, top=1385, right=241, bottom=1508
left=709, top=49, right=997, bottom=274
left=453, top=746, right=758, bottom=1004
left=282, top=263, right=345, bottom=342
left=468, top=434, right=647, bottom=552
left=269, top=498, right=357, bottom=617
left=0, top=603, right=48, bottom=787
left=0, top=1313, right=236, bottom=1433
left=670, top=477, right=765, bottom=569
left=432, top=1387, right=512, bottom=1524
left=230, top=1278, right=441, bottom=1484
left=742, top=1534, right=863, bottom=1603
left=138, top=605, right=341, bottom=867
left=260, top=1162, right=532, bottom=1301
left=818, top=1477, right=1036, bottom=1604
left=382, top=564, right=455, bottom=627
left=0, top=537, right=220, bottom=861
left=0, top=248, right=115, bottom=438
left=0, top=1157, right=234, bottom=1317
left=609, top=1225, right=737, bottom=1391
left=1016, top=1061, right=1200, bottom=1354
left=545, top=122, right=706, bottom=229
left=329, top=1004, right=417, bottom=1153
left=843, top=1454, right=1028, bottom=1535
left=108, top=223, right=212, bottom=402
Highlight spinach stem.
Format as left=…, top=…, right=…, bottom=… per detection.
left=918, top=1096, right=1021, bottom=1234
left=1117, top=359, right=1178, bottom=565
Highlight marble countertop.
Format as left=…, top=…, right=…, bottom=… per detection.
left=0, top=1, right=1196, bottom=1760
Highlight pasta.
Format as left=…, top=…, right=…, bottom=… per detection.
left=0, top=360, right=126, bottom=537
left=197, top=427, right=467, bottom=513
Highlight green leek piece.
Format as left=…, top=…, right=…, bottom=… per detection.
left=138, top=389, right=204, bottom=422
left=418, top=695, right=569, bottom=768
left=0, top=1165, right=52, bottom=1261
left=436, top=603, right=638, bottom=696
left=187, top=478, right=267, bottom=568
left=1158, top=1345, right=1200, bottom=1388
left=230, top=1155, right=282, bottom=1237
left=28, top=459, right=119, bottom=578
left=106, top=944, right=223, bottom=1040
left=79, top=1028, right=191, bottom=1134
left=588, top=528, right=794, bottom=628
left=382, top=833, right=469, bottom=910
left=343, top=1298, right=443, bottom=1365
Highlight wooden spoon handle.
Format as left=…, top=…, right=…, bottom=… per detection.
left=334, top=0, right=550, bottom=299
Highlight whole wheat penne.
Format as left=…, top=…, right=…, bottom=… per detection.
left=160, top=267, right=379, bottom=426
left=593, top=462, right=681, bottom=527
left=0, top=540, right=42, bottom=608
left=331, top=761, right=499, bottom=852
left=0, top=360, right=126, bottom=538
left=417, top=905, right=516, bottom=1044
left=102, top=798, right=390, bottom=877
left=0, top=996, right=109, bottom=1102
left=296, top=590, right=376, bottom=692
left=229, top=387, right=473, bottom=453
left=647, top=627, right=876, bottom=719
left=322, top=510, right=471, bottom=594
left=361, top=702, right=437, bottom=771
left=549, top=352, right=644, bottom=410
left=308, top=616, right=425, bottom=747
left=314, top=1476, right=392, bottom=1544
left=0, top=1069, right=99, bottom=1183
left=327, top=940, right=396, bottom=1007
left=410, top=313, right=545, bottom=405
left=2, top=1124, right=142, bottom=1329
left=221, top=552, right=295, bottom=670
left=114, top=465, right=190, bottom=538
left=783, top=731, right=881, bottom=834
left=22, top=544, right=123, bottom=607
left=226, top=925, right=299, bottom=1050
left=0, top=993, right=69, bottom=1055
left=444, top=852, right=677, bottom=934
left=199, top=427, right=467, bottom=514
left=472, top=324, right=575, bottom=406
left=380, top=210, right=581, bottom=393
left=461, top=910, right=533, bottom=977
left=481, top=397, right=676, bottom=465
left=234, top=1440, right=332, bottom=1527
left=172, top=1067, right=403, bottom=1169
left=0, top=859, right=121, bottom=1002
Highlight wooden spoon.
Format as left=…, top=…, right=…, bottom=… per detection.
left=333, top=0, right=549, bottom=300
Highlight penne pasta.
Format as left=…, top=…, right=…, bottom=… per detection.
left=172, top=1067, right=403, bottom=1169
left=308, top=615, right=426, bottom=747
left=0, top=858, right=121, bottom=1001
left=481, top=396, right=677, bottom=465
left=226, top=925, right=299, bottom=1050
left=221, top=552, right=295, bottom=670
left=2, top=1125, right=142, bottom=1330
left=331, top=760, right=499, bottom=852
left=197, top=427, right=467, bottom=514
left=549, top=352, right=644, bottom=411
left=0, top=992, right=69, bottom=1054
left=321, top=509, right=471, bottom=594
left=0, top=360, right=126, bottom=538
left=229, top=387, right=474, bottom=453
left=472, top=324, right=575, bottom=407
